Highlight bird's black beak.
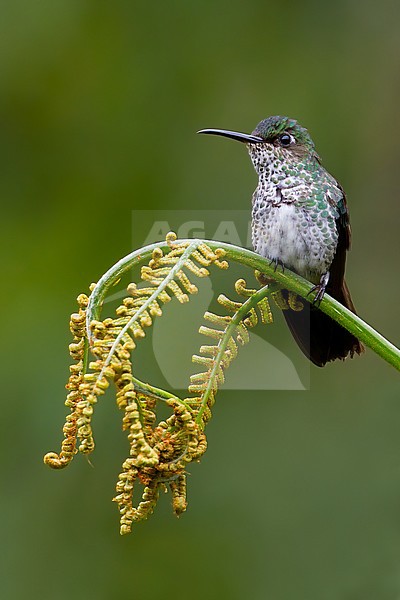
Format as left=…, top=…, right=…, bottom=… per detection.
left=197, top=128, right=263, bottom=144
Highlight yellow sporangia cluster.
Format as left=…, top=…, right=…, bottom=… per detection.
left=44, top=293, right=91, bottom=469
left=44, top=233, right=229, bottom=534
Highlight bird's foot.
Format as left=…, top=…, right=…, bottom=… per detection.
left=309, top=284, right=325, bottom=305
left=269, top=257, right=285, bottom=272
left=307, top=272, right=330, bottom=306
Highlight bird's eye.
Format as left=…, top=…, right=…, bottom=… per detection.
left=279, top=133, right=293, bottom=147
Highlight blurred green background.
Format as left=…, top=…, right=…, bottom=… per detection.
left=1, top=1, right=400, bottom=599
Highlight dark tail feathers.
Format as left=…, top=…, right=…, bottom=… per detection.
left=282, top=280, right=364, bottom=367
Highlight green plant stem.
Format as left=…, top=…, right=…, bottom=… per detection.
left=131, top=376, right=192, bottom=410
left=87, top=239, right=400, bottom=372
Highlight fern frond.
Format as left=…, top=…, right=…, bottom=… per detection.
left=44, top=294, right=91, bottom=469
left=186, top=279, right=272, bottom=428
left=44, top=232, right=229, bottom=534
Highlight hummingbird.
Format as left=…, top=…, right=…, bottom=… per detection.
left=198, top=116, right=364, bottom=366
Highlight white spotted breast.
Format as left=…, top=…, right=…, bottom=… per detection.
left=251, top=191, right=339, bottom=282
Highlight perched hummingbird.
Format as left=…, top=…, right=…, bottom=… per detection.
left=198, top=116, right=364, bottom=366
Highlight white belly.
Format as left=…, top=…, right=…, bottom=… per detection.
left=251, top=203, right=335, bottom=281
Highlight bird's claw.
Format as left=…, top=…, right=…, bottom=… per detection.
left=269, top=258, right=285, bottom=272
left=307, top=284, right=326, bottom=305
left=306, top=272, right=329, bottom=306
